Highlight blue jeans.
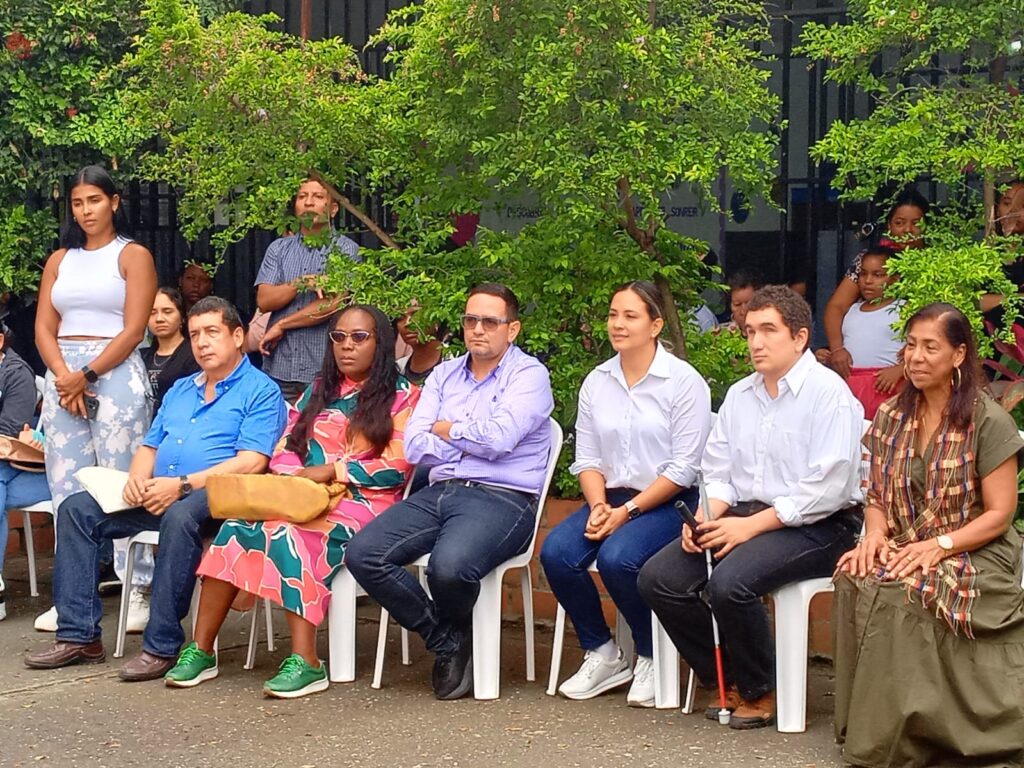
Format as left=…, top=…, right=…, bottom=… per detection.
left=346, top=480, right=538, bottom=657
left=53, top=490, right=219, bottom=658
left=540, top=488, right=696, bottom=658
left=0, top=461, right=51, bottom=572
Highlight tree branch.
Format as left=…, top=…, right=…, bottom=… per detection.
left=307, top=169, right=401, bottom=250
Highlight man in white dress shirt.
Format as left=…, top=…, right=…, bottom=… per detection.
left=638, top=285, right=864, bottom=730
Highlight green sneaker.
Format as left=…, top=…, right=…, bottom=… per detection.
left=263, top=654, right=328, bottom=699
left=164, top=642, right=218, bottom=688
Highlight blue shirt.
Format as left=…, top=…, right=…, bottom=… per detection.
left=144, top=356, right=287, bottom=478
left=404, top=345, right=554, bottom=495
left=254, top=232, right=361, bottom=384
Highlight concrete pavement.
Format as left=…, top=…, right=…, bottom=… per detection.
left=1, top=554, right=846, bottom=768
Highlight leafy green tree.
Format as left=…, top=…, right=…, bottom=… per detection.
left=101, top=0, right=773, bottom=489
left=801, top=0, right=1024, bottom=350
left=0, top=0, right=240, bottom=293
left=87, top=0, right=382, bottom=252
left=0, top=0, right=142, bottom=292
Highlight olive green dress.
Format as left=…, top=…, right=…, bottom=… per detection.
left=833, top=396, right=1024, bottom=768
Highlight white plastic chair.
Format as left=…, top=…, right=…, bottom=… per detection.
left=769, top=418, right=872, bottom=732
left=20, top=500, right=55, bottom=597
left=325, top=566, right=368, bottom=683
left=113, top=529, right=274, bottom=669
left=545, top=560, right=636, bottom=697
left=371, top=418, right=564, bottom=700
left=325, top=472, right=419, bottom=684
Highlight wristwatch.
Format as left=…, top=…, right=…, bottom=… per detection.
left=80, top=365, right=98, bottom=383
left=936, top=534, right=954, bottom=552
left=624, top=500, right=642, bottom=520
left=178, top=475, right=193, bottom=499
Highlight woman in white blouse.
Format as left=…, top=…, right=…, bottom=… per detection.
left=540, top=280, right=712, bottom=708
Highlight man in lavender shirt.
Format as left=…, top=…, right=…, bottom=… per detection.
left=347, top=283, right=554, bottom=700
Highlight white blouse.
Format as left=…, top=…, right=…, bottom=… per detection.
left=570, top=343, right=712, bottom=491
left=702, top=350, right=864, bottom=526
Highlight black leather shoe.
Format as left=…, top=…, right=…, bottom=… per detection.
left=431, top=635, right=473, bottom=700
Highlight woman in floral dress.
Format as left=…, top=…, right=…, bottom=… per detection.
left=165, top=304, right=419, bottom=698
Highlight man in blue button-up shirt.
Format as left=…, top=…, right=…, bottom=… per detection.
left=26, top=298, right=286, bottom=681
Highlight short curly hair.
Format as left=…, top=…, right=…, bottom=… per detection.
left=745, top=285, right=813, bottom=351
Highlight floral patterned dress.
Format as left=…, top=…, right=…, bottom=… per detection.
left=196, top=376, right=419, bottom=626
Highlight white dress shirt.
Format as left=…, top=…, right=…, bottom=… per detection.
left=570, top=343, right=712, bottom=491
left=702, top=349, right=864, bottom=526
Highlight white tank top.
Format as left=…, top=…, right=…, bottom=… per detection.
left=842, top=300, right=904, bottom=368
left=51, top=236, right=131, bottom=337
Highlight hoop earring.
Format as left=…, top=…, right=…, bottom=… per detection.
left=952, top=366, right=962, bottom=390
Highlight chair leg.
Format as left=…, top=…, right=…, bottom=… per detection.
left=114, top=541, right=137, bottom=659
left=773, top=586, right=813, bottom=733
left=682, top=668, right=697, bottom=715
left=546, top=603, right=566, bottom=696
left=652, top=613, right=680, bottom=709
left=244, top=599, right=260, bottom=670
left=372, top=608, right=390, bottom=689
left=22, top=510, right=38, bottom=597
left=615, top=609, right=635, bottom=664
left=264, top=598, right=275, bottom=652
left=520, top=567, right=535, bottom=682
left=327, top=568, right=358, bottom=683
left=471, top=571, right=503, bottom=700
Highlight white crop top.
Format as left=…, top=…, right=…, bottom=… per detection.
left=50, top=236, right=131, bottom=338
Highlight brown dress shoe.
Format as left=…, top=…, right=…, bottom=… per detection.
left=25, top=640, right=105, bottom=669
left=729, top=691, right=776, bottom=730
left=118, top=651, right=176, bottom=682
left=703, top=685, right=742, bottom=720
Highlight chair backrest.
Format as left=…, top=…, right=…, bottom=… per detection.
left=516, top=417, right=564, bottom=563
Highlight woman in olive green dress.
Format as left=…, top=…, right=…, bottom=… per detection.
left=833, top=302, right=1024, bottom=768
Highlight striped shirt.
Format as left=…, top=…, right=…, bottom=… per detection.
left=254, top=232, right=360, bottom=384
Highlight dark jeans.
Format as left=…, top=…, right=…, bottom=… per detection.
left=53, top=490, right=220, bottom=658
left=539, top=487, right=697, bottom=658
left=271, top=377, right=307, bottom=405
left=637, top=506, right=860, bottom=701
left=346, top=480, right=538, bottom=657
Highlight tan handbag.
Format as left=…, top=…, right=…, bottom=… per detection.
left=0, top=435, right=45, bottom=472
left=207, top=474, right=346, bottom=524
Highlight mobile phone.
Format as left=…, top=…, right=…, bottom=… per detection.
left=84, top=394, right=99, bottom=420
left=675, top=500, right=701, bottom=534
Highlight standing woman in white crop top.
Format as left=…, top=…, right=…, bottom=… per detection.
left=34, top=165, right=158, bottom=632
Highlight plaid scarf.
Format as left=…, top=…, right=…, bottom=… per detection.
left=866, top=399, right=979, bottom=636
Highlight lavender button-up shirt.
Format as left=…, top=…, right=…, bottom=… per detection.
left=405, top=345, right=554, bottom=495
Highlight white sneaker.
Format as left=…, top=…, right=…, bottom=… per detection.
left=558, top=649, right=632, bottom=700
left=125, top=588, right=150, bottom=634
left=0, top=573, right=6, bottom=621
left=626, top=656, right=655, bottom=708
left=34, top=605, right=58, bottom=632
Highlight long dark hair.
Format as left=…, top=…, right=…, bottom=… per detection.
left=896, top=303, right=979, bottom=430
left=285, top=305, right=398, bottom=461
left=60, top=165, right=131, bottom=249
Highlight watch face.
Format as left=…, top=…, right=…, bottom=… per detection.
left=938, top=535, right=953, bottom=551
